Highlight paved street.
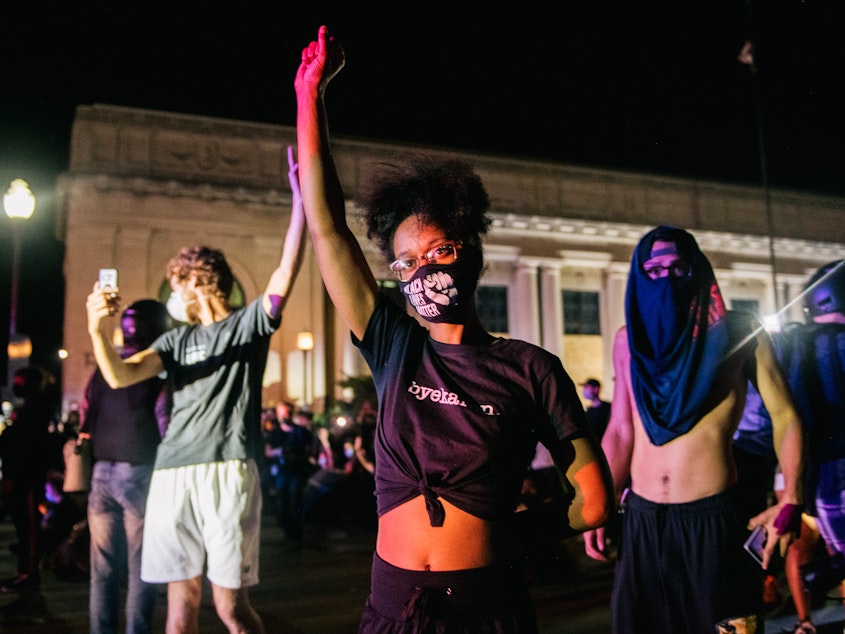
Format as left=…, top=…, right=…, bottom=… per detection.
left=1, top=508, right=843, bottom=633
left=0, top=508, right=617, bottom=633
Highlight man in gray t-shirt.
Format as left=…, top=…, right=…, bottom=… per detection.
left=85, top=147, right=306, bottom=633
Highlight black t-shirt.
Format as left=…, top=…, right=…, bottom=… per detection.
left=353, top=292, right=588, bottom=524
left=82, top=369, right=166, bottom=465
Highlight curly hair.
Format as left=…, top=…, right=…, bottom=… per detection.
left=357, top=156, right=492, bottom=264
left=166, top=246, right=234, bottom=304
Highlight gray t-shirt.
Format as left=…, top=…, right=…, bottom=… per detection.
left=151, top=297, right=279, bottom=469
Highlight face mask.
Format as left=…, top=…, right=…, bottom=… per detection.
left=399, top=259, right=477, bottom=324
left=166, top=292, right=189, bottom=323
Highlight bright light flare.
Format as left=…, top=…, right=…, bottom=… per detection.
left=762, top=314, right=781, bottom=333
left=3, top=179, right=36, bottom=220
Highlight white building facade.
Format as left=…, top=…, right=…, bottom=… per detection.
left=58, top=104, right=845, bottom=414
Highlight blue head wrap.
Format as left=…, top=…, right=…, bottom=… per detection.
left=625, top=226, right=729, bottom=446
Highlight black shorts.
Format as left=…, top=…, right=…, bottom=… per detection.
left=358, top=552, right=538, bottom=633
left=611, top=487, right=763, bottom=634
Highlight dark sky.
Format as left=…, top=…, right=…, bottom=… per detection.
left=0, top=2, right=842, bottom=388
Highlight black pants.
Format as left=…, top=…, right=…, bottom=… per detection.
left=4, top=483, right=41, bottom=576
left=358, top=552, right=538, bottom=633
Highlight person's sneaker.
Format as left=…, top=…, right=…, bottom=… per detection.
left=0, top=572, right=41, bottom=593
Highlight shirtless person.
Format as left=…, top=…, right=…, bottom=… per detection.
left=583, top=225, right=805, bottom=633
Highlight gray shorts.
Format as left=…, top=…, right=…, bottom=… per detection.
left=141, top=459, right=262, bottom=588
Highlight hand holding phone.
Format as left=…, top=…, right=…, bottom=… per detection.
left=99, top=268, right=118, bottom=289
left=743, top=524, right=767, bottom=566
left=99, top=268, right=119, bottom=315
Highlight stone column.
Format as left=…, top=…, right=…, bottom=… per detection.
left=509, top=259, right=540, bottom=345
left=539, top=261, right=563, bottom=356
left=604, top=262, right=630, bottom=389
left=606, top=263, right=629, bottom=338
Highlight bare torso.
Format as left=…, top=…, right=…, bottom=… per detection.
left=623, top=331, right=752, bottom=504
left=377, top=497, right=497, bottom=571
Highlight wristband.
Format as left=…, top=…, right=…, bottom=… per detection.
left=773, top=502, right=804, bottom=535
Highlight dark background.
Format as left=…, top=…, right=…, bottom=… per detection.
left=0, top=2, right=842, bottom=394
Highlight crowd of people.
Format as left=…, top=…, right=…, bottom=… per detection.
left=258, top=398, right=380, bottom=544
left=0, top=365, right=64, bottom=592
left=0, top=23, right=843, bottom=634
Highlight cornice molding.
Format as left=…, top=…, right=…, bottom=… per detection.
left=66, top=103, right=845, bottom=254
left=59, top=172, right=292, bottom=206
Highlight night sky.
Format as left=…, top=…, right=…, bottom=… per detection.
left=0, top=2, right=842, bottom=391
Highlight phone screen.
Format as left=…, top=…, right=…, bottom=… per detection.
left=743, top=525, right=767, bottom=565
left=99, top=268, right=118, bottom=289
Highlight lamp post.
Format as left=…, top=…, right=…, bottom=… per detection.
left=296, top=330, right=314, bottom=408
left=4, top=179, right=36, bottom=389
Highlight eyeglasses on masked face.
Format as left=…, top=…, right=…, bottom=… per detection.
left=643, top=259, right=692, bottom=280
left=389, top=240, right=462, bottom=281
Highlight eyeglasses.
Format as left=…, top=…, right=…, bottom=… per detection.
left=389, top=240, right=462, bottom=281
left=643, top=260, right=692, bottom=280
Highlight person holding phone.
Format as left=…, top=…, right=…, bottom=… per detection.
left=85, top=147, right=306, bottom=634
left=80, top=299, right=171, bottom=634
left=583, top=226, right=806, bottom=633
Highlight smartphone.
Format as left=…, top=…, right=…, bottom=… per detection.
left=99, top=268, right=119, bottom=315
left=98, top=268, right=118, bottom=290
left=743, top=524, right=767, bottom=566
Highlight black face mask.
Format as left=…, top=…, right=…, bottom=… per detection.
left=399, top=258, right=478, bottom=324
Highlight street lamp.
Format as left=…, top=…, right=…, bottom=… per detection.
left=296, top=330, right=314, bottom=407
left=4, top=179, right=35, bottom=385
